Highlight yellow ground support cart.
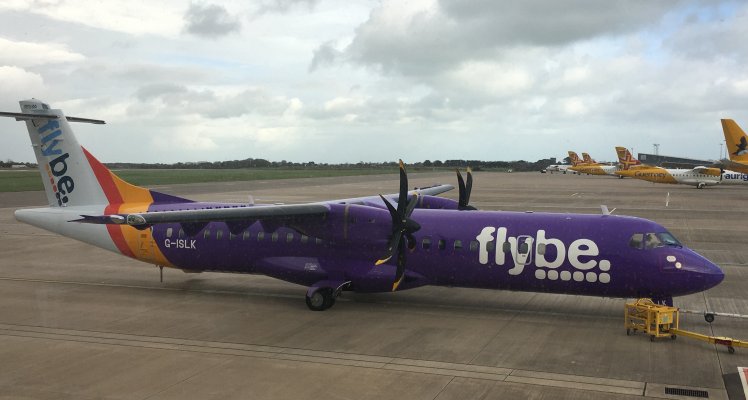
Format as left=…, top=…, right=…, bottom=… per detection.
left=624, top=298, right=748, bottom=353
left=625, top=298, right=678, bottom=341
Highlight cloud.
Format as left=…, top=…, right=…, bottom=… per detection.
left=0, top=66, right=44, bottom=99
left=309, top=41, right=341, bottom=71
left=322, top=0, right=674, bottom=76
left=0, top=1, right=185, bottom=36
left=134, top=83, right=300, bottom=119
left=255, top=0, right=320, bottom=14
left=0, top=37, right=85, bottom=67
left=184, top=2, right=242, bottom=38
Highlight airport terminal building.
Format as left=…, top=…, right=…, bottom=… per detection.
left=637, top=153, right=716, bottom=168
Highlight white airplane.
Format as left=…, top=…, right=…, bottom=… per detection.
left=545, top=164, right=574, bottom=174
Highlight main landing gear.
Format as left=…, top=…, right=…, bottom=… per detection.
left=305, top=281, right=351, bottom=311
left=306, top=288, right=336, bottom=311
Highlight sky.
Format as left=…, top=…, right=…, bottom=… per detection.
left=1, top=0, right=748, bottom=164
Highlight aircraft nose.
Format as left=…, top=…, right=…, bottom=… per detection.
left=701, top=259, right=724, bottom=290
left=684, top=251, right=724, bottom=291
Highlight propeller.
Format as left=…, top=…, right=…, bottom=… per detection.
left=456, top=168, right=477, bottom=210
left=375, top=160, right=421, bottom=291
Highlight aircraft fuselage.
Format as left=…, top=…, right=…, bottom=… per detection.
left=21, top=200, right=717, bottom=302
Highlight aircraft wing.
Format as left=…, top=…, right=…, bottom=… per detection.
left=329, top=183, right=454, bottom=205
left=77, top=203, right=330, bottom=227
left=692, top=166, right=722, bottom=176
left=75, top=183, right=453, bottom=229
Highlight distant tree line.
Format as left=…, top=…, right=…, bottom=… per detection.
left=0, top=160, right=36, bottom=168
left=3, top=157, right=557, bottom=172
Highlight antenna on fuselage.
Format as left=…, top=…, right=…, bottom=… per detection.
left=600, top=205, right=616, bottom=216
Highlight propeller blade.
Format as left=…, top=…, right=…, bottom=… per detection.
left=392, top=238, right=406, bottom=291
left=375, top=229, right=402, bottom=266
left=457, top=168, right=476, bottom=210
left=406, top=233, right=417, bottom=250
left=465, top=167, right=473, bottom=205
left=379, top=194, right=399, bottom=226
left=456, top=170, right=466, bottom=207
left=397, top=159, right=408, bottom=215
left=405, top=192, right=419, bottom=217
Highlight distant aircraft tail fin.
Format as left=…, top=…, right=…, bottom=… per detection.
left=1, top=99, right=189, bottom=208
left=615, top=146, right=641, bottom=170
left=581, top=153, right=596, bottom=164
left=568, top=151, right=582, bottom=166
left=721, top=119, right=748, bottom=163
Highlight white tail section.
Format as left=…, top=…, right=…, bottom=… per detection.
left=16, top=99, right=108, bottom=207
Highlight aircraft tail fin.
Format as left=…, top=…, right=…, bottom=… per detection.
left=1, top=99, right=189, bottom=208
left=581, top=153, right=596, bottom=164
left=721, top=119, right=748, bottom=163
left=568, top=151, right=582, bottom=166
left=615, top=146, right=641, bottom=170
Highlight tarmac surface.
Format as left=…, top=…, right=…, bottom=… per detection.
left=1, top=171, right=747, bottom=399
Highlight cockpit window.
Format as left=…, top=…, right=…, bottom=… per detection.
left=629, top=233, right=643, bottom=249
left=630, top=232, right=682, bottom=249
left=656, top=232, right=682, bottom=247
left=644, top=233, right=660, bottom=249
left=631, top=232, right=682, bottom=249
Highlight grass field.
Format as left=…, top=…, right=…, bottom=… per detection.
left=0, top=168, right=402, bottom=192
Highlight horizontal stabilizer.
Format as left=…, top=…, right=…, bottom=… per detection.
left=0, top=111, right=105, bottom=124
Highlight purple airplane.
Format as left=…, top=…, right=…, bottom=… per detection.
left=1, top=99, right=724, bottom=311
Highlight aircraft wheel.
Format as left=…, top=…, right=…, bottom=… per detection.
left=650, top=335, right=655, bottom=342
left=704, top=313, right=715, bottom=323
left=728, top=346, right=735, bottom=354
left=626, top=328, right=630, bottom=336
left=697, top=183, right=706, bottom=189
left=306, top=288, right=334, bottom=311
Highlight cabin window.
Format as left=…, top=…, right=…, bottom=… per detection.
left=204, top=229, right=211, bottom=240
left=438, top=239, right=446, bottom=250
left=502, top=242, right=511, bottom=253
left=179, top=229, right=185, bottom=239
left=537, top=243, right=546, bottom=255
left=469, top=240, right=479, bottom=251
left=422, top=237, right=432, bottom=250
left=301, top=235, right=309, bottom=244
left=257, top=232, right=265, bottom=241
left=229, top=232, right=236, bottom=241
left=453, top=240, right=463, bottom=250
left=487, top=241, right=495, bottom=252
left=518, top=242, right=530, bottom=254
left=216, top=230, right=223, bottom=240
left=286, top=233, right=294, bottom=243
left=166, top=228, right=173, bottom=238
left=271, top=232, right=279, bottom=242
left=243, top=231, right=250, bottom=240
left=629, top=233, right=643, bottom=249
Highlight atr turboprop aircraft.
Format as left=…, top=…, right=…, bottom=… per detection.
left=567, top=151, right=617, bottom=176
left=0, top=99, right=724, bottom=310
left=721, top=119, right=748, bottom=175
left=614, top=147, right=744, bottom=188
